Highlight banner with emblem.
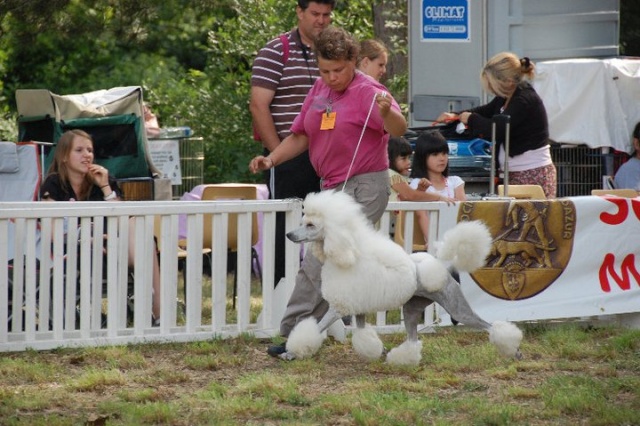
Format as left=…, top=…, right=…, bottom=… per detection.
left=454, top=196, right=640, bottom=322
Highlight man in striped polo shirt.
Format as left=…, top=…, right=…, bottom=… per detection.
left=250, top=0, right=335, bottom=286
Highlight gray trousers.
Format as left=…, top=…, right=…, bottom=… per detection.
left=279, top=170, right=390, bottom=337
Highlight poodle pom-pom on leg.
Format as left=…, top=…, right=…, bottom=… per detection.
left=386, top=340, right=423, bottom=366
left=351, top=325, right=384, bottom=360
left=489, top=320, right=524, bottom=359
left=286, top=317, right=324, bottom=359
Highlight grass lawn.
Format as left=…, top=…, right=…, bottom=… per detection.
left=1, top=321, right=639, bottom=425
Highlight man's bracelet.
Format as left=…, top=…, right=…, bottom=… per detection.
left=104, top=191, right=117, bottom=201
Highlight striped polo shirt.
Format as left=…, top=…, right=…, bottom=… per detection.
left=251, top=29, right=318, bottom=141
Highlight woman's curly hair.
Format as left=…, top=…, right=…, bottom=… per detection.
left=314, top=26, right=359, bottom=62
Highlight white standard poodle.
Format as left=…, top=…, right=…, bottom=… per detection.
left=283, top=190, right=523, bottom=366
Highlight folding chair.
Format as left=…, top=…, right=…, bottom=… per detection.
left=199, top=184, right=261, bottom=308
left=591, top=188, right=638, bottom=198
left=498, top=184, right=546, bottom=200
left=2, top=142, right=45, bottom=331
left=393, top=210, right=427, bottom=252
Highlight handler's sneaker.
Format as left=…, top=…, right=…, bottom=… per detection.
left=267, top=342, right=287, bottom=358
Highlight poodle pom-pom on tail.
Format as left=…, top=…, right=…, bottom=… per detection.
left=410, top=252, right=450, bottom=293
left=286, top=317, right=324, bottom=359
left=436, top=220, right=492, bottom=272
left=489, top=320, right=524, bottom=359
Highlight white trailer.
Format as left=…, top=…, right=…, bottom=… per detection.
left=408, top=1, right=625, bottom=195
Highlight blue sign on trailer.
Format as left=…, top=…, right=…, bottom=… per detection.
left=421, top=0, right=470, bottom=42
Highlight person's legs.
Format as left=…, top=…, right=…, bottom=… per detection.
left=268, top=248, right=326, bottom=357
left=509, top=164, right=557, bottom=199
left=269, top=155, right=320, bottom=286
left=278, top=251, right=327, bottom=337
left=150, top=253, right=161, bottom=321
left=415, top=210, right=430, bottom=246
left=127, top=218, right=161, bottom=321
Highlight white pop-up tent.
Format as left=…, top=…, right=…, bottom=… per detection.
left=533, top=58, right=640, bottom=154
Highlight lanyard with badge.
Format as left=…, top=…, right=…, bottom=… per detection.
left=321, top=97, right=338, bottom=130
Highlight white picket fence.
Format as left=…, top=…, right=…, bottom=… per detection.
left=1, top=199, right=455, bottom=352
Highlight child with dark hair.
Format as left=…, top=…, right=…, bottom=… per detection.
left=389, top=136, right=440, bottom=202
left=388, top=137, right=419, bottom=201
left=410, top=130, right=466, bottom=199
left=410, top=130, right=466, bottom=243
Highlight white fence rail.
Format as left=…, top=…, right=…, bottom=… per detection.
left=1, top=199, right=453, bottom=352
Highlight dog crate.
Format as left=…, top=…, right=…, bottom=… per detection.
left=174, top=136, right=204, bottom=199
left=550, top=144, right=627, bottom=197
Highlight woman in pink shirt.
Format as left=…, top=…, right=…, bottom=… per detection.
left=249, top=26, right=407, bottom=359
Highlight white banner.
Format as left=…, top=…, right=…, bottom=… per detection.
left=456, top=196, right=640, bottom=322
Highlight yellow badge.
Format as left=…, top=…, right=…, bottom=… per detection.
left=321, top=112, right=337, bottom=130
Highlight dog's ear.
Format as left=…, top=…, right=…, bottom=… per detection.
left=323, top=230, right=358, bottom=268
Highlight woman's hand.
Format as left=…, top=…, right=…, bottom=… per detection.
left=436, top=112, right=458, bottom=123
left=88, top=164, right=109, bottom=187
left=376, top=92, right=407, bottom=136
left=436, top=111, right=471, bottom=124
left=458, top=111, right=471, bottom=124
left=439, top=195, right=457, bottom=205
left=375, top=92, right=391, bottom=117
left=249, top=156, right=274, bottom=174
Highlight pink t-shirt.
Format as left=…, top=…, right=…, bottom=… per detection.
left=290, top=71, right=399, bottom=189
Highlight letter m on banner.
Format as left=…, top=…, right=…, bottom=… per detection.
left=599, top=253, right=640, bottom=292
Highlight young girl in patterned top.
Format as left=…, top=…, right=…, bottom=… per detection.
left=389, top=137, right=418, bottom=201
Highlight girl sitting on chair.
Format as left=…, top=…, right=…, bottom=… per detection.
left=40, top=129, right=162, bottom=324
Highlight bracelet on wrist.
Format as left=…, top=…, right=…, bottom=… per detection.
left=100, top=184, right=110, bottom=189
left=103, top=191, right=117, bottom=201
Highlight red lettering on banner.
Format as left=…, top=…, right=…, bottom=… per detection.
left=599, top=198, right=640, bottom=225
left=633, top=198, right=640, bottom=219
left=599, top=253, right=640, bottom=292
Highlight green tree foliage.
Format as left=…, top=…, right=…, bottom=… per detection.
left=0, top=0, right=378, bottom=184
left=620, top=0, right=640, bottom=56
left=1, top=1, right=636, bottom=185
left=196, top=0, right=376, bottom=183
